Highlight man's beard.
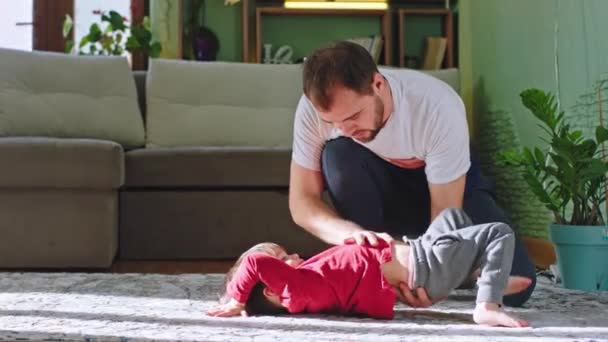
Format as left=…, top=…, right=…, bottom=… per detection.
left=354, top=96, right=385, bottom=143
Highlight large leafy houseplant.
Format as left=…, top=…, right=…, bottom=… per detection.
left=62, top=10, right=161, bottom=57
left=502, top=88, right=608, bottom=291
left=501, top=88, right=608, bottom=226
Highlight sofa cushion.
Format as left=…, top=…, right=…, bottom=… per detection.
left=0, top=48, right=145, bottom=149
left=146, top=60, right=302, bottom=148
left=0, top=137, right=124, bottom=189
left=124, top=147, right=291, bottom=187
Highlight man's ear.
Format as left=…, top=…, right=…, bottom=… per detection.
left=372, top=72, right=385, bottom=93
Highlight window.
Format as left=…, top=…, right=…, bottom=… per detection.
left=0, top=0, right=34, bottom=50
left=73, top=0, right=132, bottom=56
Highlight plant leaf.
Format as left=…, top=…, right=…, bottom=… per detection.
left=596, top=125, right=608, bottom=145
left=62, top=14, right=73, bottom=38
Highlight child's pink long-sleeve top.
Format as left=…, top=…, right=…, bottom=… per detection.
left=227, top=242, right=396, bottom=319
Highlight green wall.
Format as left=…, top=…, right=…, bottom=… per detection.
left=460, top=0, right=608, bottom=148
left=459, top=0, right=608, bottom=237
left=204, top=0, right=242, bottom=62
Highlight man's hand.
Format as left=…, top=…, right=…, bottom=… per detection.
left=395, top=282, right=435, bottom=308
left=343, top=230, right=394, bottom=246
left=206, top=298, right=247, bottom=317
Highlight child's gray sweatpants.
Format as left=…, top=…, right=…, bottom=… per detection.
left=407, top=208, right=515, bottom=304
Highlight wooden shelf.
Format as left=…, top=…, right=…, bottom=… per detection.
left=255, top=7, right=391, bottom=65
left=397, top=8, right=454, bottom=68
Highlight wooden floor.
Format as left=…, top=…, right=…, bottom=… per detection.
left=110, top=260, right=236, bottom=274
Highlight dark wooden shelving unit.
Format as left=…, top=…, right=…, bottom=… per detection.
left=255, top=7, right=391, bottom=65
left=397, top=8, right=454, bottom=68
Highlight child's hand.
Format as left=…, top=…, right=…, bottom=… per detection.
left=206, top=298, right=247, bottom=317
left=473, top=302, right=529, bottom=328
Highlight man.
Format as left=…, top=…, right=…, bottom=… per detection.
left=288, top=41, right=536, bottom=307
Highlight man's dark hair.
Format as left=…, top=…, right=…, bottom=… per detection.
left=302, top=41, right=379, bottom=111
left=245, top=282, right=288, bottom=316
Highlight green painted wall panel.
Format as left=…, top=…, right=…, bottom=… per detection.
left=461, top=0, right=608, bottom=237
left=204, top=0, right=242, bottom=62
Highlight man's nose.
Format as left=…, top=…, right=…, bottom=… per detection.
left=336, top=121, right=355, bottom=135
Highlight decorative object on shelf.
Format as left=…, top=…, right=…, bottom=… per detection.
left=421, top=36, right=447, bottom=70
left=192, top=26, right=220, bottom=61
left=347, top=35, right=383, bottom=63
left=500, top=88, right=608, bottom=291
left=262, top=43, right=294, bottom=64
left=183, top=0, right=220, bottom=61
left=62, top=10, right=161, bottom=57
left=284, top=0, right=388, bottom=10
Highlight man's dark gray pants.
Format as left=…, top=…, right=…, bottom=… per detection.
left=409, top=208, right=515, bottom=304
left=320, top=137, right=536, bottom=307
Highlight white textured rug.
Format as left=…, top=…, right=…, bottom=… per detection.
left=0, top=273, right=607, bottom=342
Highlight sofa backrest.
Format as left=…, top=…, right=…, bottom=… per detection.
left=146, top=60, right=302, bottom=148
left=143, top=59, right=461, bottom=148
left=381, top=67, right=460, bottom=94
left=0, top=48, right=145, bottom=149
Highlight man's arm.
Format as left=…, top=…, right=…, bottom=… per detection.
left=428, top=174, right=466, bottom=221
left=288, top=161, right=368, bottom=245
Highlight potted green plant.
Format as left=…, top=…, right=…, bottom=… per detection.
left=62, top=9, right=161, bottom=58
left=501, top=88, right=608, bottom=291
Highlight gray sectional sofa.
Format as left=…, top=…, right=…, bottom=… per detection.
left=0, top=48, right=460, bottom=269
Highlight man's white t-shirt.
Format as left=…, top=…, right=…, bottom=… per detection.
left=291, top=69, right=470, bottom=185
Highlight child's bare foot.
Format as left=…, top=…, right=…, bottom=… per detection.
left=504, top=276, right=533, bottom=295
left=473, top=302, right=529, bottom=328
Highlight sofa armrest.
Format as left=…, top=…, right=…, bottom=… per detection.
left=0, top=137, right=124, bottom=189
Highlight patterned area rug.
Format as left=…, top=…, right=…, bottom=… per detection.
left=0, top=273, right=607, bottom=342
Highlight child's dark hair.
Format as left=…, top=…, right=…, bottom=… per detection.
left=219, top=242, right=288, bottom=315
left=245, top=282, right=288, bottom=315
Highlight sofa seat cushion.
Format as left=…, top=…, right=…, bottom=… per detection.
left=124, top=147, right=291, bottom=187
left=0, top=48, right=145, bottom=149
left=0, top=137, right=124, bottom=189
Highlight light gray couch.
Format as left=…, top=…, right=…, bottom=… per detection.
left=0, top=48, right=460, bottom=268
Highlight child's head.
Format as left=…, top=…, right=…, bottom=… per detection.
left=219, top=242, right=304, bottom=315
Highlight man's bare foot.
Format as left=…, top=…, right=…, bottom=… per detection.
left=473, top=302, right=529, bottom=328
left=504, top=276, right=532, bottom=295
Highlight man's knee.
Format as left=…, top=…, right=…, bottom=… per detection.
left=504, top=272, right=536, bottom=307
left=321, top=137, right=366, bottom=172
left=504, top=236, right=537, bottom=307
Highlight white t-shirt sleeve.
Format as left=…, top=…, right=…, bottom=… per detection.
left=292, top=95, right=326, bottom=171
left=424, top=92, right=471, bottom=184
